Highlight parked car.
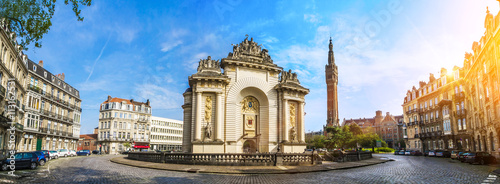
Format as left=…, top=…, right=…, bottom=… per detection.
left=398, top=150, right=405, bottom=155
left=49, top=150, right=59, bottom=159
left=394, top=150, right=400, bottom=155
left=428, top=150, right=436, bottom=157
left=304, top=149, right=314, bottom=154
left=410, top=150, right=423, bottom=156
left=404, top=150, right=411, bottom=155
left=435, top=150, right=450, bottom=157
left=465, top=152, right=497, bottom=165
left=458, top=152, right=469, bottom=162
left=32, top=151, right=47, bottom=166
left=92, top=150, right=101, bottom=155
left=37, top=150, right=51, bottom=161
left=450, top=150, right=460, bottom=160
left=1, top=152, right=38, bottom=171
left=69, top=150, right=77, bottom=157
left=442, top=151, right=451, bottom=158
left=424, top=150, right=430, bottom=156
left=57, top=149, right=70, bottom=157
left=77, top=150, right=91, bottom=156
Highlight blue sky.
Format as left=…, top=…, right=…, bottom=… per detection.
left=24, top=0, right=499, bottom=134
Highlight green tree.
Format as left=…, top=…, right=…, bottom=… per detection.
left=122, top=142, right=131, bottom=149
left=357, top=133, right=380, bottom=148
left=325, top=126, right=353, bottom=149
left=310, top=135, right=325, bottom=149
left=348, top=123, right=363, bottom=136
left=0, top=0, right=92, bottom=50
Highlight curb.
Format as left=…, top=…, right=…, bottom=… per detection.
left=109, top=157, right=393, bottom=174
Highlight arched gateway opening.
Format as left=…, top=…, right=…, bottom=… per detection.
left=241, top=96, right=260, bottom=153
left=243, top=140, right=257, bottom=153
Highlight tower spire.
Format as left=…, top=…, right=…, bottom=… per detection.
left=328, top=38, right=335, bottom=65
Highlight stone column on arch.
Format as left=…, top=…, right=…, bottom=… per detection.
left=283, top=98, right=289, bottom=142
left=299, top=101, right=305, bottom=143
left=195, top=92, right=202, bottom=141
left=216, top=92, right=223, bottom=141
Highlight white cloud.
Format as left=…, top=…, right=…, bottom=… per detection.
left=161, top=40, right=183, bottom=52
left=160, top=29, right=189, bottom=52
left=135, top=84, right=183, bottom=110
left=304, top=14, right=320, bottom=23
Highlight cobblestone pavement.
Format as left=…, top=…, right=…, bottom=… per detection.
left=0, top=154, right=498, bottom=184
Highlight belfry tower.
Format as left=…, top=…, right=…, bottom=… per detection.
left=325, top=38, right=339, bottom=129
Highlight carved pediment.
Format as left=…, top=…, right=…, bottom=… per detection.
left=227, top=36, right=273, bottom=64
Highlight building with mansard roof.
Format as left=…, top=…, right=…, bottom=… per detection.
left=182, top=36, right=309, bottom=153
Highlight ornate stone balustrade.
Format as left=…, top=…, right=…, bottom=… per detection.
left=127, top=152, right=320, bottom=166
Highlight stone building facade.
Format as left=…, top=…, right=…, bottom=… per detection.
left=98, top=96, right=152, bottom=154
left=342, top=111, right=404, bottom=149
left=402, top=68, right=467, bottom=152
left=402, top=6, right=500, bottom=157
left=463, top=7, right=500, bottom=158
left=182, top=37, right=309, bottom=153
left=0, top=20, right=29, bottom=158
left=149, top=116, right=183, bottom=151
left=23, top=60, right=82, bottom=151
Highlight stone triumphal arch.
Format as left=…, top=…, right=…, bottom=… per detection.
left=182, top=37, right=309, bottom=153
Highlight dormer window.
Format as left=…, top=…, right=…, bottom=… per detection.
left=52, top=76, right=55, bottom=82
left=33, top=65, right=36, bottom=71
left=44, top=71, right=47, bottom=77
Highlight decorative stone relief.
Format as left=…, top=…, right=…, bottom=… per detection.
left=241, top=96, right=259, bottom=113
left=289, top=103, right=296, bottom=127
left=245, top=116, right=254, bottom=128
left=205, top=96, right=212, bottom=122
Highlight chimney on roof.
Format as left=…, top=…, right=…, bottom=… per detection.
left=146, top=99, right=150, bottom=106
left=38, top=60, right=43, bottom=67
left=107, top=95, right=112, bottom=102
left=440, top=68, right=447, bottom=77
left=56, top=73, right=65, bottom=81
left=130, top=99, right=134, bottom=103
left=94, top=127, right=99, bottom=134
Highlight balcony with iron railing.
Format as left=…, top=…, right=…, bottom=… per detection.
left=28, top=84, right=42, bottom=94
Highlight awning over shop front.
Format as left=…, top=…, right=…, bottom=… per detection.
left=133, top=145, right=150, bottom=149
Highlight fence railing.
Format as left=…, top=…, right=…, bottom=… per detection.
left=342, top=151, right=373, bottom=162
left=127, top=152, right=320, bottom=166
